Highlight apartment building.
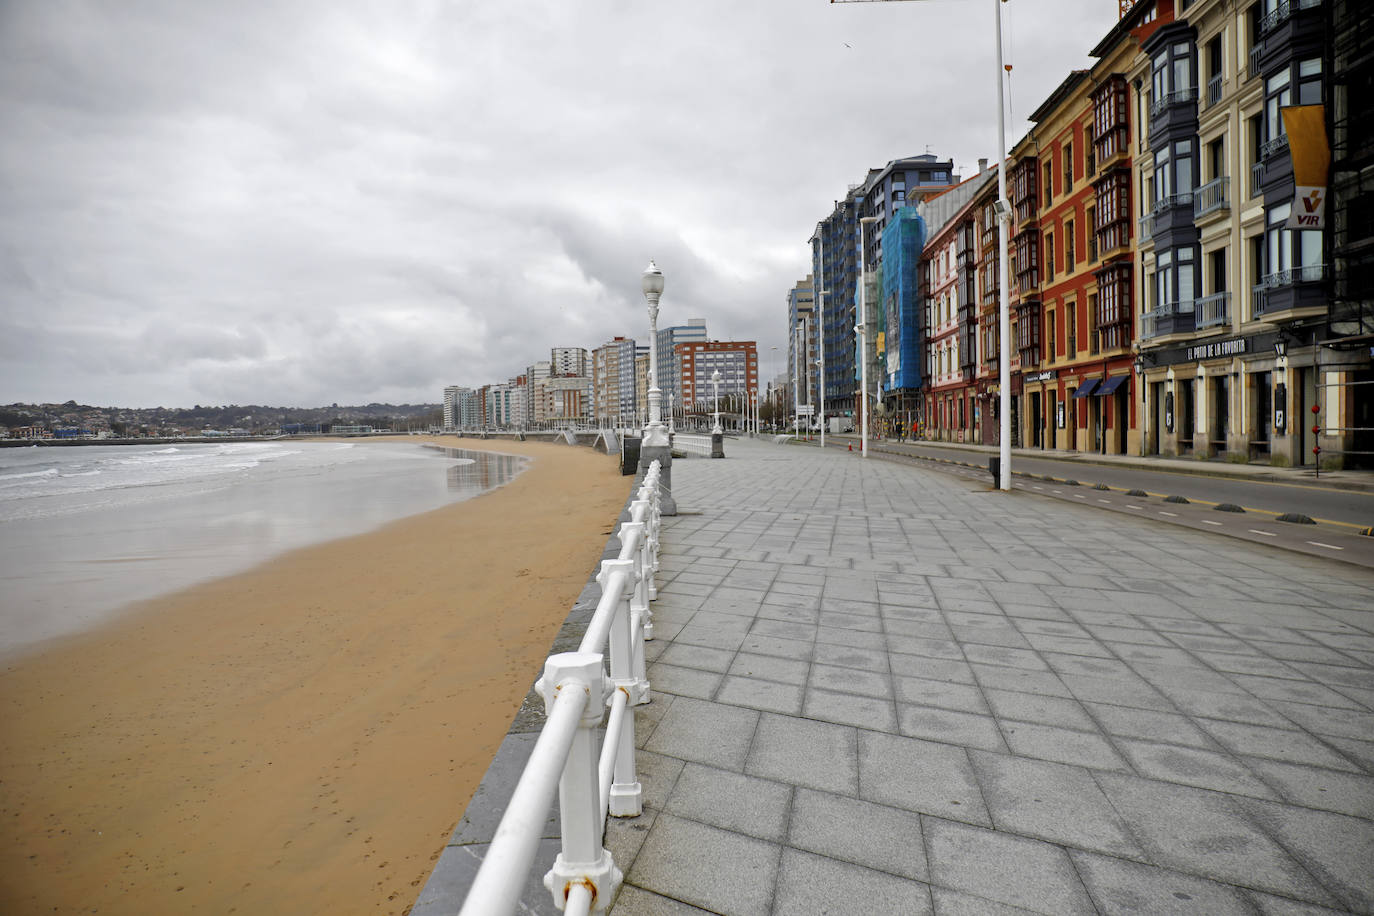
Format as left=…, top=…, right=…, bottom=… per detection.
left=656, top=320, right=708, bottom=409
left=552, top=346, right=589, bottom=378
left=591, top=336, right=638, bottom=426
left=675, top=340, right=759, bottom=422
left=786, top=276, right=816, bottom=417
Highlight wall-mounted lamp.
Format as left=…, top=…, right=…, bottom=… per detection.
left=1274, top=340, right=1287, bottom=358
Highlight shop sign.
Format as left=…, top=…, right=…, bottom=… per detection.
left=1023, top=370, right=1057, bottom=382
left=1186, top=337, right=1247, bottom=361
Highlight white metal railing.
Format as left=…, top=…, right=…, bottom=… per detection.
left=1197, top=291, right=1231, bottom=329
left=459, top=462, right=663, bottom=916
left=1194, top=176, right=1230, bottom=217
left=671, top=433, right=712, bottom=457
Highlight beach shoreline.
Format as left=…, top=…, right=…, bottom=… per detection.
left=0, top=435, right=628, bottom=915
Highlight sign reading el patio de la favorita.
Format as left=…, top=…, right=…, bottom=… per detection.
left=1186, top=337, right=1248, bottom=361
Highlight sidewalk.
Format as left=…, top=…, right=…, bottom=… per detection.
left=600, top=437, right=1374, bottom=914
left=816, top=432, right=1374, bottom=492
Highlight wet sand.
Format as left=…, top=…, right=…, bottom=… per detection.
left=0, top=436, right=628, bottom=915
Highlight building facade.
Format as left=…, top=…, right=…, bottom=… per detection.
left=591, top=336, right=638, bottom=426
left=675, top=340, right=759, bottom=426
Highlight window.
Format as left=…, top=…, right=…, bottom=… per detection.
left=1154, top=138, right=1195, bottom=206
left=1064, top=141, right=1074, bottom=189
left=1092, top=76, right=1130, bottom=162
left=1206, top=34, right=1224, bottom=104
left=1045, top=231, right=1056, bottom=281
left=1094, top=170, right=1131, bottom=254
left=1088, top=293, right=1100, bottom=354
left=1066, top=219, right=1076, bottom=273
left=1044, top=162, right=1054, bottom=207
left=1047, top=309, right=1057, bottom=362
left=1085, top=128, right=1096, bottom=177
left=1151, top=40, right=1197, bottom=113
left=1208, top=137, right=1224, bottom=182
left=1086, top=207, right=1098, bottom=261
left=1067, top=301, right=1078, bottom=357
left=1265, top=203, right=1324, bottom=281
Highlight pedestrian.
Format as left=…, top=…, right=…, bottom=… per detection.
left=894, top=419, right=904, bottom=443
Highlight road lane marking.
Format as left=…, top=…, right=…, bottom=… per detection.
left=1074, top=494, right=1086, bottom=499
left=1308, top=541, right=1344, bottom=550
left=1127, top=504, right=1143, bottom=510
left=1159, top=511, right=1179, bottom=517
left=1031, top=485, right=1043, bottom=490
left=1249, top=529, right=1278, bottom=537
left=1202, top=519, right=1223, bottom=525
left=1098, top=499, right=1112, bottom=504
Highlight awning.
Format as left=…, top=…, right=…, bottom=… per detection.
left=1096, top=375, right=1128, bottom=396
left=1072, top=379, right=1100, bottom=398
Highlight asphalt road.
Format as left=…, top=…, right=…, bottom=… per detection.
left=809, top=437, right=1374, bottom=570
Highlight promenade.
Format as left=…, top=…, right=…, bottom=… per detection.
left=421, top=436, right=1374, bottom=915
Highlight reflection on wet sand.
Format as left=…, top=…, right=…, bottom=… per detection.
left=436, top=448, right=528, bottom=495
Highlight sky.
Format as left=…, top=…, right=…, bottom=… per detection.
left=1, top=0, right=1122, bottom=409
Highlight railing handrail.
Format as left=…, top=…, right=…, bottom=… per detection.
left=459, top=460, right=664, bottom=915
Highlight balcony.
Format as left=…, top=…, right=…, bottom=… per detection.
left=1251, top=161, right=1266, bottom=198
left=1252, top=265, right=1328, bottom=318
left=1206, top=74, right=1223, bottom=108
left=1196, top=291, right=1231, bottom=329
left=1194, top=176, right=1230, bottom=219
left=1142, top=299, right=1197, bottom=339
left=1139, top=193, right=1196, bottom=239
left=1259, top=0, right=1322, bottom=37
left=1249, top=44, right=1262, bottom=79
left=1150, top=88, right=1198, bottom=119
left=1260, top=134, right=1291, bottom=161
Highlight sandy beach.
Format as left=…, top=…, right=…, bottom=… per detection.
left=0, top=436, right=629, bottom=915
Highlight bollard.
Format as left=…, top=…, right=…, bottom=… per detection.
left=540, top=652, right=622, bottom=912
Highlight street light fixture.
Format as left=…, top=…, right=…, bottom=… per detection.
left=642, top=260, right=668, bottom=449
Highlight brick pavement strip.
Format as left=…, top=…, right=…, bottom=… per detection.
left=605, top=439, right=1374, bottom=916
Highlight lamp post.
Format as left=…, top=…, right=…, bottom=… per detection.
left=642, top=260, right=668, bottom=448
left=858, top=215, right=880, bottom=458
left=750, top=387, right=758, bottom=436
left=711, top=369, right=722, bottom=434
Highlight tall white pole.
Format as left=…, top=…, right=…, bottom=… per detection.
left=994, top=0, right=1011, bottom=490
left=794, top=321, right=802, bottom=435
left=817, top=233, right=826, bottom=450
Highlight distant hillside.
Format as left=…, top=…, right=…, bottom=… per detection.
left=1, top=401, right=443, bottom=436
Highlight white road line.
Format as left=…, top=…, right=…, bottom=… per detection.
left=1159, top=511, right=1178, bottom=517
left=1202, top=519, right=1223, bottom=526
left=1308, top=541, right=1344, bottom=550
left=1074, top=494, right=1086, bottom=499
left=1097, top=499, right=1112, bottom=504
left=1127, top=504, right=1143, bottom=510
left=1249, top=529, right=1278, bottom=537
left=1032, top=485, right=1043, bottom=490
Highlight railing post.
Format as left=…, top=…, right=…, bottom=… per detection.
left=539, top=652, right=622, bottom=912
left=598, top=558, right=646, bottom=821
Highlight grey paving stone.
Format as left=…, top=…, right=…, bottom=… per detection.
left=745, top=713, right=858, bottom=795
left=1114, top=738, right=1279, bottom=798
left=1069, top=849, right=1257, bottom=915
left=858, top=731, right=991, bottom=826
left=1240, top=798, right=1374, bottom=912
left=1059, top=672, right=1174, bottom=711
left=962, top=643, right=1049, bottom=671
left=969, top=751, right=1143, bottom=857
left=772, top=848, right=934, bottom=916
left=810, top=661, right=892, bottom=698
left=1022, top=633, right=1116, bottom=658
left=891, top=653, right=977, bottom=684
left=1268, top=702, right=1374, bottom=742
left=896, top=675, right=990, bottom=715
left=716, top=675, right=804, bottom=715
left=626, top=813, right=779, bottom=916
left=900, top=705, right=1009, bottom=753
left=662, top=763, right=791, bottom=842
left=805, top=687, right=899, bottom=732
left=1083, top=702, right=1221, bottom=749
left=983, top=689, right=1097, bottom=730
left=816, top=625, right=887, bottom=650
left=1244, top=757, right=1374, bottom=817
left=644, top=696, right=759, bottom=770
left=813, top=642, right=889, bottom=671
left=647, top=663, right=723, bottom=700
left=737, top=633, right=814, bottom=661
left=1198, top=719, right=1361, bottom=772
left=929, top=887, right=1047, bottom=916
left=1244, top=890, right=1357, bottom=915
left=412, top=838, right=561, bottom=916
left=727, top=651, right=809, bottom=685
left=610, top=884, right=717, bottom=914
left=1094, top=773, right=1334, bottom=904
left=1000, top=721, right=1130, bottom=772
left=924, top=816, right=1097, bottom=915
left=788, top=787, right=928, bottom=881
left=972, top=664, right=1074, bottom=698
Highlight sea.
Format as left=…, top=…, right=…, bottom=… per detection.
left=0, top=440, right=526, bottom=659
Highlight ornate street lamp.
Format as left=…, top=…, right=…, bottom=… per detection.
left=642, top=260, right=668, bottom=448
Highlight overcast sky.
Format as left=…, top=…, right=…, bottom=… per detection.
left=1, top=0, right=1121, bottom=408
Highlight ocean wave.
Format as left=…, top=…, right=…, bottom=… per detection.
left=0, top=467, right=60, bottom=484
left=154, top=447, right=180, bottom=454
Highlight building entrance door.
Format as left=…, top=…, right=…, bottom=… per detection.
left=1253, top=371, right=1272, bottom=458
left=1211, top=375, right=1229, bottom=455
left=1179, top=379, right=1195, bottom=454
left=1029, top=392, right=1042, bottom=448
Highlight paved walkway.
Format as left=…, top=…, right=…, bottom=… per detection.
left=605, top=438, right=1374, bottom=914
